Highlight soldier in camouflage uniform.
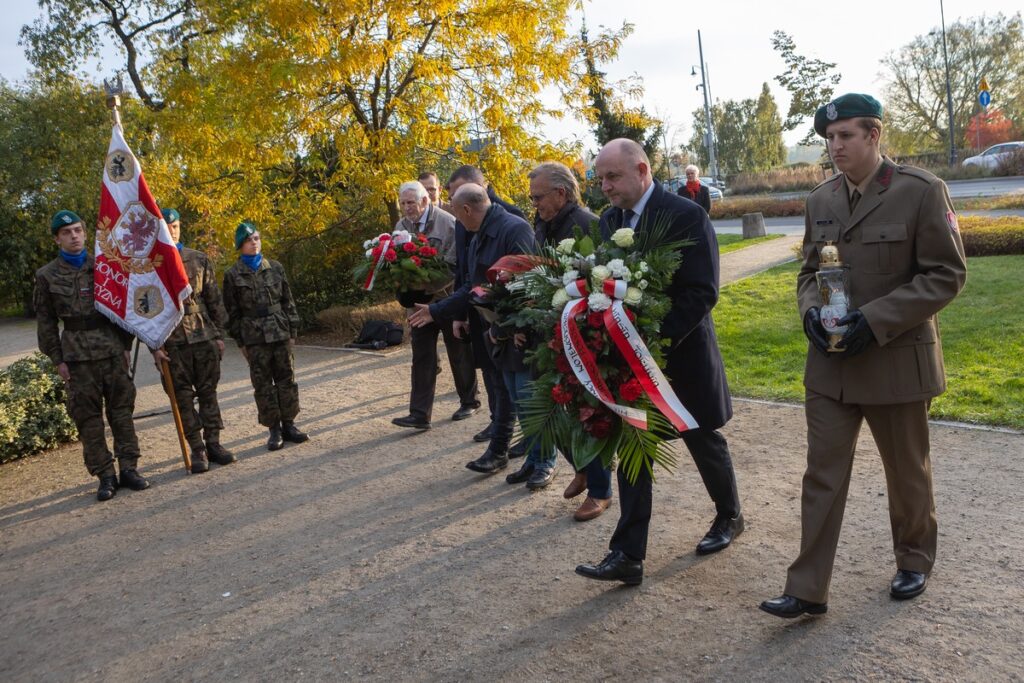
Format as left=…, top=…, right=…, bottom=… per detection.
left=150, top=208, right=235, bottom=473
left=34, top=210, right=151, bottom=501
left=222, top=221, right=309, bottom=451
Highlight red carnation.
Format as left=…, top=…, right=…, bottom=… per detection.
left=371, top=246, right=383, bottom=259
left=417, top=233, right=428, bottom=242
left=555, top=353, right=571, bottom=374
left=587, top=310, right=604, bottom=329
left=619, top=377, right=644, bottom=402
left=410, top=255, right=422, bottom=267
left=418, top=246, right=433, bottom=256
left=551, top=383, right=574, bottom=404
left=588, top=417, right=613, bottom=439
left=402, top=242, right=418, bottom=253
left=384, top=249, right=397, bottom=262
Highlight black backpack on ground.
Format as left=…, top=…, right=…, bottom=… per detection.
left=347, top=320, right=404, bottom=349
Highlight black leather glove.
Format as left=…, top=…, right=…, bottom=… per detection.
left=835, top=309, right=874, bottom=356
left=803, top=307, right=831, bottom=355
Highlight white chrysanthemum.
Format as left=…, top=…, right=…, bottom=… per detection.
left=638, top=279, right=649, bottom=290
left=638, top=261, right=649, bottom=273
left=391, top=230, right=412, bottom=245
left=562, top=269, right=580, bottom=285
left=362, top=240, right=372, bottom=249
left=365, top=249, right=374, bottom=258
left=606, top=258, right=628, bottom=277
left=624, top=287, right=643, bottom=305
left=557, top=238, right=576, bottom=254
left=588, top=292, right=612, bottom=312
left=611, top=228, right=635, bottom=247
left=551, top=288, right=571, bottom=308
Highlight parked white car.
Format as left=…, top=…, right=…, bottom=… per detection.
left=961, top=141, right=1024, bottom=169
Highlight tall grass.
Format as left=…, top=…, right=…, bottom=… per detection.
left=729, top=166, right=830, bottom=195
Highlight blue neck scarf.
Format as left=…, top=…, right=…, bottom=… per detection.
left=60, top=249, right=87, bottom=269
left=241, top=253, right=263, bottom=271
left=175, top=242, right=184, bottom=252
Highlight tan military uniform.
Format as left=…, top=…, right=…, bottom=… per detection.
left=165, top=247, right=229, bottom=451
left=34, top=254, right=140, bottom=477
left=786, top=158, right=968, bottom=603
left=222, top=257, right=302, bottom=427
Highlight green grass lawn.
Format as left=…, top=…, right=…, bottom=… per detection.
left=717, top=233, right=783, bottom=254
left=715, top=255, right=1024, bottom=429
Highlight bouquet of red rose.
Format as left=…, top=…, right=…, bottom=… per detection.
left=515, top=220, right=696, bottom=483
left=352, top=229, right=450, bottom=292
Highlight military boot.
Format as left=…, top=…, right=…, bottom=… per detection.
left=206, top=441, right=236, bottom=466
left=267, top=423, right=284, bottom=451
left=281, top=421, right=309, bottom=444
left=191, top=446, right=210, bottom=474
left=119, top=468, right=151, bottom=491
left=97, top=475, right=119, bottom=502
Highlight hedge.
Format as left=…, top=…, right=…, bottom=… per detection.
left=958, top=216, right=1024, bottom=257
left=710, top=197, right=805, bottom=220
left=0, top=352, right=78, bottom=463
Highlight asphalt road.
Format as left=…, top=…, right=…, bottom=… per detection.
left=767, top=175, right=1024, bottom=201
left=715, top=208, right=1024, bottom=236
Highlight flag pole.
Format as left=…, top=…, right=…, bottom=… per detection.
left=103, top=76, right=191, bottom=473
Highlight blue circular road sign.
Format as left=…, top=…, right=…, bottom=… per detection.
left=979, top=90, right=992, bottom=107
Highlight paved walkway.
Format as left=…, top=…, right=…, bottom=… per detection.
left=719, top=234, right=802, bottom=285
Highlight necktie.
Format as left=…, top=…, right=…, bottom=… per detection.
left=623, top=209, right=636, bottom=228
left=850, top=189, right=861, bottom=212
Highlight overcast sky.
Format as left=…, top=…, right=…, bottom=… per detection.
left=2, top=0, right=1018, bottom=149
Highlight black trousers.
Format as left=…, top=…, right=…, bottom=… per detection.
left=479, top=362, right=515, bottom=452
left=609, top=428, right=740, bottom=561
left=408, top=318, right=479, bottom=421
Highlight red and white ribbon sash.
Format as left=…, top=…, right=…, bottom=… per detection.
left=560, top=278, right=698, bottom=433
left=561, top=280, right=648, bottom=429
left=363, top=235, right=392, bottom=291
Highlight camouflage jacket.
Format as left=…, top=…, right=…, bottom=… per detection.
left=34, top=254, right=133, bottom=364
left=222, top=257, right=300, bottom=347
left=165, top=247, right=228, bottom=346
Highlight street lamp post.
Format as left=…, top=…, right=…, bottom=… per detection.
left=939, top=0, right=957, bottom=165
left=694, top=30, right=719, bottom=182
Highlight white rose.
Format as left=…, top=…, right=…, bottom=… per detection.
left=365, top=249, right=373, bottom=258
left=591, top=265, right=612, bottom=284
left=588, top=292, right=612, bottom=312
left=611, top=228, right=635, bottom=247
left=638, top=279, right=649, bottom=290
left=557, top=238, right=576, bottom=255
left=362, top=240, right=372, bottom=249
left=638, top=260, right=649, bottom=273
left=562, top=269, right=580, bottom=286
left=551, top=288, right=571, bottom=308
left=624, top=287, right=643, bottom=306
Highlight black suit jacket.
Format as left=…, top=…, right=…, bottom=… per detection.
left=599, top=182, right=732, bottom=431
left=677, top=184, right=712, bottom=214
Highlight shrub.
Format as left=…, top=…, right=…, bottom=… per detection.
left=710, top=197, right=806, bottom=220
left=958, top=216, right=1024, bottom=257
left=0, top=352, right=78, bottom=463
left=995, top=148, right=1024, bottom=177
left=315, top=300, right=408, bottom=344
left=729, top=166, right=829, bottom=195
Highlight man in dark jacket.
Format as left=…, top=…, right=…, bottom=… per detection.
left=575, top=139, right=743, bottom=586
left=527, top=161, right=615, bottom=520
left=408, top=183, right=537, bottom=474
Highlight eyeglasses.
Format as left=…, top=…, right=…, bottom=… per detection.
left=529, top=189, right=556, bottom=204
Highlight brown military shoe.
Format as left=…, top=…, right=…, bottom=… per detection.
left=191, top=447, right=210, bottom=474
left=563, top=471, right=587, bottom=499
left=206, top=441, right=236, bottom=466
left=574, top=496, right=611, bottom=522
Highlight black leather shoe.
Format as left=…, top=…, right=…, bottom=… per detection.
left=760, top=594, right=827, bottom=618
left=472, top=424, right=493, bottom=443
left=505, top=461, right=534, bottom=484
left=508, top=441, right=527, bottom=459
left=466, top=449, right=509, bottom=474
left=206, top=441, right=236, bottom=465
left=281, top=421, right=309, bottom=443
left=526, top=467, right=555, bottom=490
left=97, top=475, right=118, bottom=501
left=191, top=447, right=210, bottom=474
left=119, top=469, right=150, bottom=491
left=451, top=404, right=479, bottom=421
left=575, top=550, right=643, bottom=586
left=696, top=512, right=745, bottom=555
left=890, top=570, right=927, bottom=600
left=392, top=415, right=431, bottom=430
left=267, top=424, right=284, bottom=451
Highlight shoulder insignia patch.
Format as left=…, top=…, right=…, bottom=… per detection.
left=946, top=210, right=959, bottom=233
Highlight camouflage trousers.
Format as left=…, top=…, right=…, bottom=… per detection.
left=166, top=341, right=225, bottom=451
left=66, top=355, right=140, bottom=477
left=245, top=341, right=300, bottom=427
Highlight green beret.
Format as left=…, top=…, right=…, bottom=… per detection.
left=50, top=210, right=83, bottom=234
left=162, top=208, right=180, bottom=224
left=814, top=93, right=883, bottom=138
left=234, top=221, right=257, bottom=250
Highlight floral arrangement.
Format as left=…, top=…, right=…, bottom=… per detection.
left=507, top=221, right=696, bottom=483
left=352, top=229, right=449, bottom=292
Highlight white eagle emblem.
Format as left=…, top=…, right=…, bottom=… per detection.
left=826, top=103, right=838, bottom=121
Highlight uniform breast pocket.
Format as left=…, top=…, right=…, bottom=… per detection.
left=813, top=224, right=841, bottom=247
left=262, top=272, right=283, bottom=301
left=860, top=223, right=907, bottom=273
left=48, top=283, right=77, bottom=315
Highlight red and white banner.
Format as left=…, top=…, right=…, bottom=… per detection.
left=94, top=124, right=191, bottom=349
left=560, top=278, right=699, bottom=433
left=362, top=234, right=393, bottom=291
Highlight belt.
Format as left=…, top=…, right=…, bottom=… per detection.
left=61, top=314, right=105, bottom=331
left=242, top=303, right=282, bottom=318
